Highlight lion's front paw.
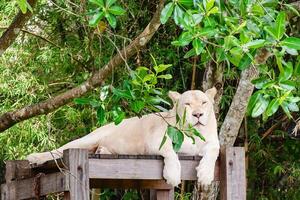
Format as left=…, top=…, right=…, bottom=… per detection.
left=196, top=162, right=214, bottom=186
left=27, top=153, right=49, bottom=165
left=163, top=166, right=181, bottom=187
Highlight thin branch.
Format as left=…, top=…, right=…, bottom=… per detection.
left=0, top=0, right=37, bottom=56
left=0, top=0, right=166, bottom=133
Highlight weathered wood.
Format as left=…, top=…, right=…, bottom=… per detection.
left=63, top=149, right=90, bottom=200
left=5, top=160, right=31, bottom=182
left=90, top=179, right=172, bottom=190
left=89, top=158, right=219, bottom=181
left=1, top=148, right=247, bottom=200
left=156, top=189, right=173, bottom=200
left=1, top=172, right=66, bottom=200
left=220, top=147, right=246, bottom=200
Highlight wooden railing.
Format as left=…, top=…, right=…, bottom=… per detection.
left=0, top=147, right=246, bottom=200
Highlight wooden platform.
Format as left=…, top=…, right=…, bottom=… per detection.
left=0, top=147, right=246, bottom=200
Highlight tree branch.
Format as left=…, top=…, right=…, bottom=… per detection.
left=0, top=0, right=37, bottom=56
left=0, top=0, right=165, bottom=132
left=219, top=65, right=259, bottom=147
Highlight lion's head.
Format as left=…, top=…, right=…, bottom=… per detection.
left=168, top=88, right=217, bottom=128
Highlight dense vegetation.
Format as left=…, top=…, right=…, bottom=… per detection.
left=0, top=0, right=299, bottom=199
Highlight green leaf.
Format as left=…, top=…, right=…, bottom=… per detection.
left=167, top=126, right=184, bottom=152
left=184, top=48, right=196, bottom=58
left=244, top=39, right=266, bottom=49
left=279, top=62, right=293, bottom=81
left=198, top=27, right=216, bottom=37
left=207, top=7, right=219, bottom=16
left=284, top=3, right=300, bottom=17
left=192, top=39, right=203, bottom=55
left=157, top=74, right=172, bottom=79
left=159, top=134, right=167, bottom=150
left=100, top=85, right=109, bottom=101
left=109, top=6, right=126, bottom=15
left=251, top=4, right=264, bottom=16
left=279, top=80, right=296, bottom=90
left=238, top=50, right=256, bottom=70
left=106, top=0, right=117, bottom=7
left=266, top=99, right=280, bottom=117
left=17, top=0, right=27, bottom=13
left=105, top=13, right=117, bottom=28
left=173, top=5, right=184, bottom=25
left=153, top=64, right=172, bottom=73
left=89, top=0, right=104, bottom=7
left=74, top=98, right=91, bottom=105
left=280, top=37, right=300, bottom=50
left=264, top=26, right=277, bottom=40
left=97, top=106, right=106, bottom=125
left=281, top=102, right=292, bottom=118
left=251, top=96, right=269, bottom=118
left=89, top=12, right=104, bottom=27
left=178, top=0, right=194, bottom=7
left=171, top=31, right=193, bottom=46
left=112, top=88, right=132, bottom=99
left=205, top=0, right=215, bottom=11
left=191, top=128, right=206, bottom=141
left=287, top=96, right=300, bottom=103
left=287, top=102, right=299, bottom=112
left=160, top=2, right=175, bottom=24
left=275, top=12, right=286, bottom=40
left=130, top=100, right=145, bottom=113
left=252, top=77, right=270, bottom=89
left=112, top=107, right=125, bottom=125
left=247, top=92, right=261, bottom=115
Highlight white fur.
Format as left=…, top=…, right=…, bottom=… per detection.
left=27, top=89, right=220, bottom=187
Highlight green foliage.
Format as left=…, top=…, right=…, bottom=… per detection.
left=16, top=0, right=32, bottom=13
left=88, top=0, right=125, bottom=28
left=0, top=0, right=300, bottom=199
left=161, top=0, right=300, bottom=121
left=75, top=63, right=172, bottom=125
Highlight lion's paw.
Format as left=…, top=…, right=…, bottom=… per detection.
left=196, top=162, right=214, bottom=186
left=163, top=166, right=181, bottom=187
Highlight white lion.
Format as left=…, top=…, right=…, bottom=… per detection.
left=27, top=88, right=220, bottom=187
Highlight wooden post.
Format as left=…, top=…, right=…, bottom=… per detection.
left=63, top=149, right=90, bottom=200
left=156, top=189, right=173, bottom=200
left=1, top=160, right=31, bottom=200
left=220, top=147, right=246, bottom=200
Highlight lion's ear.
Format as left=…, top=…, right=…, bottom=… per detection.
left=205, top=87, right=217, bottom=102
left=168, top=91, right=181, bottom=105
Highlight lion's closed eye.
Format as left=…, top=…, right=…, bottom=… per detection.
left=202, top=101, right=207, bottom=105
left=185, top=103, right=191, bottom=106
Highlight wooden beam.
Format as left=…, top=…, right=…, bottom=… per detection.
left=1, top=172, right=66, bottom=200
left=63, top=149, right=90, bottom=200
left=220, top=147, right=246, bottom=200
left=89, top=158, right=220, bottom=181
left=5, top=160, right=32, bottom=182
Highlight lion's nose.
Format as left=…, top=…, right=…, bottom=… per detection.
left=193, top=113, right=203, bottom=118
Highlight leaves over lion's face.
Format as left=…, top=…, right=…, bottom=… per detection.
left=169, top=88, right=216, bottom=128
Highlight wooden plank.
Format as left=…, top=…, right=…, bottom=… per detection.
left=89, top=159, right=219, bottom=181
left=220, top=147, right=246, bottom=200
left=5, top=160, right=32, bottom=182
left=1, top=172, right=66, bottom=200
left=156, top=189, right=172, bottom=200
left=90, top=179, right=173, bottom=190
left=63, top=149, right=90, bottom=200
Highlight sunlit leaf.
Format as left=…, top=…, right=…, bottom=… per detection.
left=251, top=96, right=269, bottom=117
left=160, top=2, right=175, bottom=24
left=281, top=37, right=300, bottom=50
